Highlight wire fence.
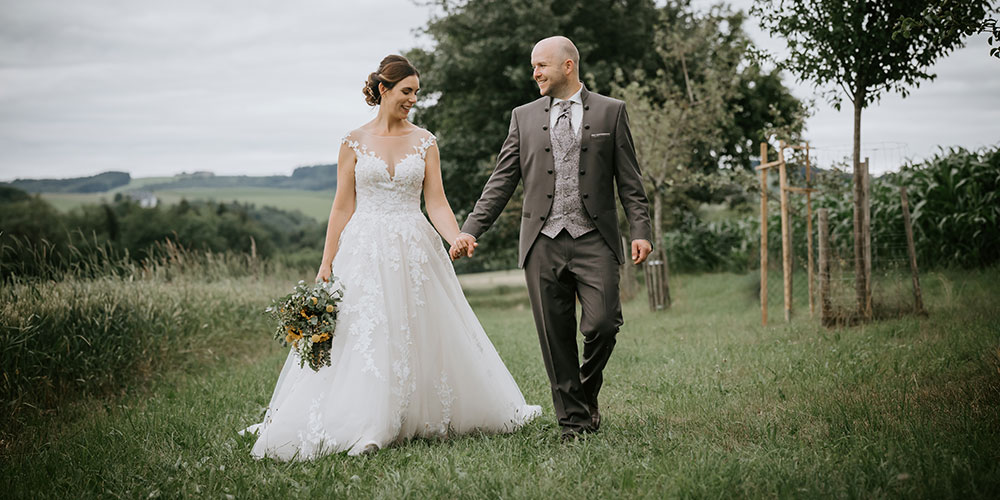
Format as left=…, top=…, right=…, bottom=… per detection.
left=758, top=142, right=924, bottom=326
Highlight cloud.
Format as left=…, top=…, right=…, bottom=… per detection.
left=0, top=0, right=434, bottom=180
left=1, top=0, right=996, bottom=181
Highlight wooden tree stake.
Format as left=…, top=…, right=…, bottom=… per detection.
left=778, top=141, right=792, bottom=322
left=805, top=143, right=815, bottom=317
left=899, top=186, right=925, bottom=314
left=862, top=157, right=873, bottom=319
left=818, top=208, right=832, bottom=326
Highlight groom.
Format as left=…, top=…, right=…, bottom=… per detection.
left=452, top=36, right=652, bottom=440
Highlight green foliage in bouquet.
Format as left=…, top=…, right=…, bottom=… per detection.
left=265, top=279, right=344, bottom=371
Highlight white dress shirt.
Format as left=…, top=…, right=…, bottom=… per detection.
left=549, top=83, right=583, bottom=135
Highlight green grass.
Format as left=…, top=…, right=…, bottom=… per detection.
left=2, top=268, right=998, bottom=498
left=41, top=185, right=334, bottom=221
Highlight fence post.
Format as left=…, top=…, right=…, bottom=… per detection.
left=760, top=142, right=769, bottom=326
left=644, top=253, right=655, bottom=311
left=778, top=141, right=792, bottom=322
left=818, top=208, right=832, bottom=326
left=899, top=186, right=925, bottom=315
left=661, top=248, right=672, bottom=308
left=643, top=248, right=671, bottom=312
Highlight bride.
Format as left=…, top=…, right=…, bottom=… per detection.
left=241, top=55, right=541, bottom=459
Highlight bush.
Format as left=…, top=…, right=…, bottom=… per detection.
left=663, top=212, right=755, bottom=273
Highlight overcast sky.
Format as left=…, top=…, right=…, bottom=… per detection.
left=1, top=0, right=997, bottom=182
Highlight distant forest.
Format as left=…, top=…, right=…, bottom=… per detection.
left=3, top=171, right=131, bottom=193
left=2, top=164, right=338, bottom=193
left=0, top=185, right=326, bottom=279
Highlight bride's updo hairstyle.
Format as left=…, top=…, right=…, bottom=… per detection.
left=363, top=55, right=420, bottom=106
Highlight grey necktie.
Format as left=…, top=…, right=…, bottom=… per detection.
left=553, top=100, right=574, bottom=158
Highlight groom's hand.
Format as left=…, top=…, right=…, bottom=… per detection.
left=631, top=239, right=652, bottom=265
left=454, top=233, right=478, bottom=258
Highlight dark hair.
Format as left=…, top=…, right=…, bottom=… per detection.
left=363, top=55, right=420, bottom=106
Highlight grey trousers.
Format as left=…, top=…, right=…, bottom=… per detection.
left=523, top=229, right=623, bottom=433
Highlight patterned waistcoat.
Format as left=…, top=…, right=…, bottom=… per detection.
left=540, top=101, right=597, bottom=239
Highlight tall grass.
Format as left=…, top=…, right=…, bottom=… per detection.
left=2, top=267, right=997, bottom=498
left=0, top=237, right=305, bottom=439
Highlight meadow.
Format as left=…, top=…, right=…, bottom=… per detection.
left=2, top=264, right=998, bottom=498
left=41, top=185, right=334, bottom=221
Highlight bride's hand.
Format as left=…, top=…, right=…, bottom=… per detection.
left=315, top=264, right=332, bottom=283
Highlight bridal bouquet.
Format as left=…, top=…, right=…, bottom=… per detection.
left=265, top=278, right=345, bottom=371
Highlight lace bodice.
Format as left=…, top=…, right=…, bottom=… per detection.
left=341, top=129, right=436, bottom=216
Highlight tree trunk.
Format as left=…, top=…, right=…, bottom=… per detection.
left=852, top=87, right=867, bottom=318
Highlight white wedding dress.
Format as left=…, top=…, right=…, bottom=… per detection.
left=241, top=127, right=541, bottom=460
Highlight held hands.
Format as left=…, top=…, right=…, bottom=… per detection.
left=631, top=239, right=652, bottom=265
left=449, top=233, right=478, bottom=261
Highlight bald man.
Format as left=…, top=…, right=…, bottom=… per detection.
left=452, top=36, right=652, bottom=441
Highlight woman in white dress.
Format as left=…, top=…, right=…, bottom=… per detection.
left=241, top=55, right=541, bottom=459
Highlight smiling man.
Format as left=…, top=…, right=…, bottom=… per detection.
left=452, top=36, right=653, bottom=441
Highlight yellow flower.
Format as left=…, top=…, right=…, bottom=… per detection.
left=325, top=304, right=334, bottom=313
left=311, top=334, right=321, bottom=343
left=311, top=297, right=318, bottom=305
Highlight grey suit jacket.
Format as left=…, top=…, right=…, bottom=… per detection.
left=461, top=84, right=652, bottom=268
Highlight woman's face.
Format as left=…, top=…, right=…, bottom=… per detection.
left=380, top=75, right=419, bottom=120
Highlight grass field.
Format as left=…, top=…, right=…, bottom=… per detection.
left=41, top=184, right=334, bottom=221
left=3, top=267, right=999, bottom=498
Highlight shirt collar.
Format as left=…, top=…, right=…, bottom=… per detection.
left=552, top=83, right=583, bottom=106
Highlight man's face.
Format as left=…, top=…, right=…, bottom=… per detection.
left=530, top=44, right=567, bottom=97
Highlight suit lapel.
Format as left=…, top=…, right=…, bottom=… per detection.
left=578, top=84, right=591, bottom=171
left=535, top=97, right=554, bottom=176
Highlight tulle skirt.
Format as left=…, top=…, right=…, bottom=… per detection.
left=241, top=210, right=541, bottom=459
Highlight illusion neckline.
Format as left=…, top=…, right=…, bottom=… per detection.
left=355, top=127, right=421, bottom=139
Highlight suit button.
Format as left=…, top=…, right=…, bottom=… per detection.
left=544, top=147, right=550, bottom=152
left=581, top=147, right=588, bottom=152
left=547, top=169, right=553, bottom=174
left=592, top=214, right=598, bottom=219
left=542, top=125, right=548, bottom=131
left=540, top=216, right=546, bottom=221
left=580, top=170, right=586, bottom=175
left=583, top=193, right=589, bottom=199
left=584, top=124, right=590, bottom=130
left=544, top=108, right=549, bottom=112
left=547, top=193, right=553, bottom=198
left=584, top=105, right=590, bottom=110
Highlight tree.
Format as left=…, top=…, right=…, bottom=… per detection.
left=406, top=0, right=804, bottom=270
left=406, top=0, right=664, bottom=270
left=753, top=0, right=993, bottom=315
left=612, top=3, right=804, bottom=244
